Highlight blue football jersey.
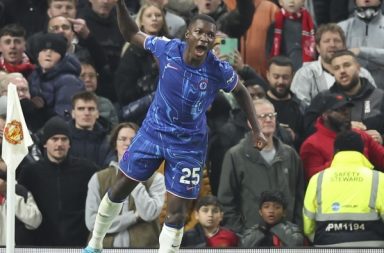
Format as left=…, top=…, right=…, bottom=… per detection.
left=140, top=36, right=238, bottom=148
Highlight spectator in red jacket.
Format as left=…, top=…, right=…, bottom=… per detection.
left=300, top=92, right=384, bottom=181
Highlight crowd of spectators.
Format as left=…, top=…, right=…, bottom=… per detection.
left=0, top=0, right=384, bottom=248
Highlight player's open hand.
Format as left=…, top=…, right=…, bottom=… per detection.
left=253, top=131, right=267, bottom=150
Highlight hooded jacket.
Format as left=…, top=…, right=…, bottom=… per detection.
left=28, top=54, right=85, bottom=119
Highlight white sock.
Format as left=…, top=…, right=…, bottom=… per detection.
left=88, top=194, right=123, bottom=249
left=158, top=224, right=184, bottom=253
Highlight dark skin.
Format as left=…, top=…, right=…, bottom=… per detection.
left=114, top=0, right=266, bottom=226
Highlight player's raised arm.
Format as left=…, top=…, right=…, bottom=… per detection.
left=232, top=79, right=267, bottom=150
left=116, top=0, right=147, bottom=48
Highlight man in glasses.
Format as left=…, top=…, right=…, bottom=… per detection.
left=218, top=98, right=305, bottom=233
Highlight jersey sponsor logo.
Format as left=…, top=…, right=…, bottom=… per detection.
left=4, top=120, right=24, bottom=145
left=325, top=222, right=365, bottom=232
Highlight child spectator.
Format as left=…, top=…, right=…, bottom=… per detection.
left=267, top=0, right=316, bottom=71
left=241, top=190, right=304, bottom=247
left=28, top=33, right=84, bottom=120
left=181, top=195, right=239, bottom=248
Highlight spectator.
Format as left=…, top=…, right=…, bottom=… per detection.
left=17, top=116, right=98, bottom=246
left=212, top=32, right=269, bottom=91
left=265, top=56, right=305, bottom=148
left=225, top=0, right=279, bottom=79
left=78, top=0, right=125, bottom=79
left=0, top=24, right=35, bottom=78
left=80, top=61, right=118, bottom=127
left=142, top=0, right=187, bottom=38
left=114, top=2, right=168, bottom=124
left=303, top=130, right=384, bottom=246
left=300, top=92, right=384, bottom=181
left=0, top=157, right=42, bottom=246
left=241, top=190, right=304, bottom=247
left=28, top=33, right=85, bottom=119
left=218, top=98, right=305, bottom=233
left=0, top=72, right=46, bottom=132
left=338, top=0, right=384, bottom=89
left=291, top=23, right=375, bottom=106
left=181, top=195, right=239, bottom=248
left=85, top=122, right=165, bottom=247
left=69, top=91, right=111, bottom=168
left=266, top=0, right=316, bottom=71
left=27, top=0, right=111, bottom=101
left=304, top=50, right=384, bottom=141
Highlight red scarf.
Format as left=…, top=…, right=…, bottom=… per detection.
left=271, top=8, right=316, bottom=62
left=0, top=53, right=35, bottom=77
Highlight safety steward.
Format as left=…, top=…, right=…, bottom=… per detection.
left=303, top=130, right=384, bottom=247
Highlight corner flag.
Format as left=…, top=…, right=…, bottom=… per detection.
left=1, top=83, right=33, bottom=253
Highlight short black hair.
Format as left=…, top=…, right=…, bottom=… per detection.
left=259, top=191, right=288, bottom=209
left=330, top=49, right=358, bottom=64
left=71, top=91, right=98, bottom=109
left=267, top=55, right=294, bottom=72
left=0, top=24, right=26, bottom=38
left=334, top=130, right=364, bottom=154
left=195, top=195, right=223, bottom=211
left=188, top=14, right=216, bottom=29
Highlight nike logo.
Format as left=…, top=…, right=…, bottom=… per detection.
left=171, top=244, right=180, bottom=248
left=186, top=186, right=195, bottom=191
left=165, top=63, right=178, bottom=71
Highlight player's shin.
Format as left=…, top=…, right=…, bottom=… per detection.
left=88, top=193, right=123, bottom=249
left=158, top=223, right=184, bottom=253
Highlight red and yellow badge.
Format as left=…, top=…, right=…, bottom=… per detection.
left=4, top=120, right=24, bottom=145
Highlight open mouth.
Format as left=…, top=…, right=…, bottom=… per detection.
left=195, top=45, right=208, bottom=57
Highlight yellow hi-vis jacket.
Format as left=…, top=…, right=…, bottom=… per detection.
left=303, top=151, right=384, bottom=247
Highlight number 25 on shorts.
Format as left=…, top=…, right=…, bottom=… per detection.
left=180, top=167, right=201, bottom=185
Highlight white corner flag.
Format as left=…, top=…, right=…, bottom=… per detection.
left=1, top=84, right=33, bottom=253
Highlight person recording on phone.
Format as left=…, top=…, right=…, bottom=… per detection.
left=213, top=33, right=268, bottom=91
left=264, top=56, right=305, bottom=149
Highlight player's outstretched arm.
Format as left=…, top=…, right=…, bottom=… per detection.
left=232, top=80, right=267, bottom=150
left=116, top=0, right=147, bottom=48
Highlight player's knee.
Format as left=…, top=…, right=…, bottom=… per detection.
left=165, top=212, right=186, bottom=227
left=109, top=176, right=139, bottom=202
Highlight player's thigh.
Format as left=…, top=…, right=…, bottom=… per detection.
left=119, top=132, right=163, bottom=181
left=164, top=148, right=205, bottom=199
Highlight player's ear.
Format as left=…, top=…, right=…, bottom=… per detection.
left=185, top=30, right=190, bottom=40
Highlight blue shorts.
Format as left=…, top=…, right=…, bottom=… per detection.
left=119, top=132, right=206, bottom=199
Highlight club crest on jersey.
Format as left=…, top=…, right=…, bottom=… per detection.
left=4, top=120, right=24, bottom=145
left=199, top=81, right=208, bottom=90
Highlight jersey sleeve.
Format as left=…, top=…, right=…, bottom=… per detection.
left=219, top=61, right=238, bottom=92
left=144, top=35, right=171, bottom=58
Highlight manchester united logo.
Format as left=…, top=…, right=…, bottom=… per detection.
left=4, top=120, right=24, bottom=145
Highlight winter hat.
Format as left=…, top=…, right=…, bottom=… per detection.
left=42, top=116, right=70, bottom=144
left=334, top=130, right=364, bottom=154
left=37, top=33, right=67, bottom=59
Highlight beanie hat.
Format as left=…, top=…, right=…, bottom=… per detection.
left=42, top=116, right=70, bottom=144
left=334, top=130, right=364, bottom=154
left=37, top=33, right=67, bottom=59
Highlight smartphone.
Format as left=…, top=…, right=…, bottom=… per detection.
left=219, top=38, right=238, bottom=64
